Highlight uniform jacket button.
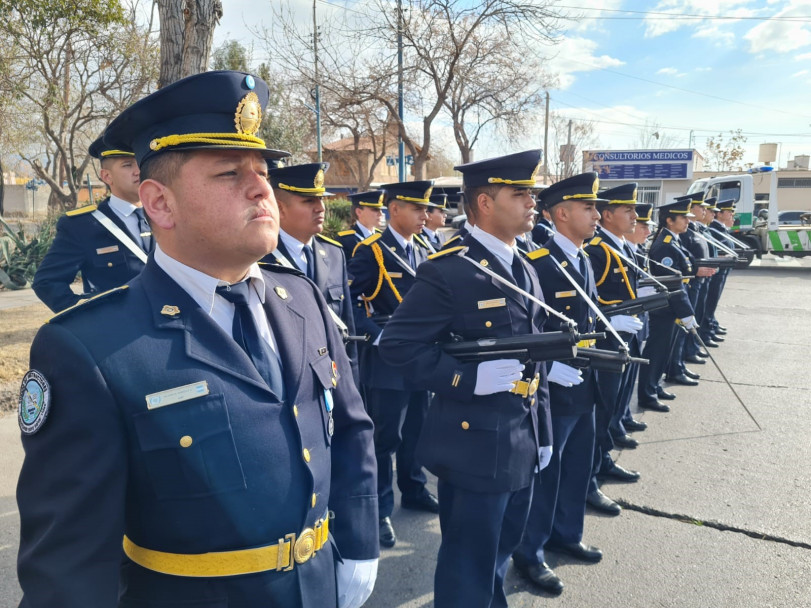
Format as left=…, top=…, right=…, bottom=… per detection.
left=485, top=321, right=492, bottom=328
left=179, top=435, right=193, bottom=448
left=303, top=448, right=311, bottom=462
left=461, top=421, right=470, bottom=430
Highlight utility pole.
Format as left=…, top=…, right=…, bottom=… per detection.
left=564, top=119, right=573, bottom=178
left=313, top=0, right=322, bottom=163
left=397, top=0, right=405, bottom=182
left=543, top=91, right=550, bottom=183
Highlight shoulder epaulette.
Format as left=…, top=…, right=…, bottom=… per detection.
left=337, top=229, right=355, bottom=237
left=66, top=204, right=97, bottom=217
left=440, top=234, right=462, bottom=249
left=259, top=261, right=302, bottom=275
left=413, top=234, right=430, bottom=249
left=47, top=285, right=128, bottom=324
left=316, top=233, right=342, bottom=248
left=526, top=247, right=550, bottom=260
left=664, top=235, right=672, bottom=244
left=589, top=236, right=602, bottom=246
left=359, top=232, right=382, bottom=247
left=428, top=245, right=465, bottom=260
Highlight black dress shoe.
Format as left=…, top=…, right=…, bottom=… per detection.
left=586, top=489, right=621, bottom=515
left=683, top=368, right=700, bottom=380
left=684, top=355, right=706, bottom=365
left=612, top=434, right=638, bottom=449
left=639, top=399, right=670, bottom=412
left=623, top=418, right=647, bottom=432
left=704, top=339, right=719, bottom=348
left=716, top=326, right=727, bottom=334
left=545, top=541, right=603, bottom=563
left=379, top=517, right=396, bottom=548
left=513, top=560, right=564, bottom=595
left=697, top=349, right=710, bottom=358
left=712, top=334, right=725, bottom=342
left=401, top=490, right=440, bottom=513
left=656, top=387, right=676, bottom=400
left=599, top=463, right=641, bottom=482
left=666, top=373, right=699, bottom=386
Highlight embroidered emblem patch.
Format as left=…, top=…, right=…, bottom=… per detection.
left=19, top=370, right=51, bottom=435
left=275, top=286, right=289, bottom=299
left=662, top=257, right=674, bottom=267
left=160, top=305, right=180, bottom=317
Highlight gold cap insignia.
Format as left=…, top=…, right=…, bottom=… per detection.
left=160, top=305, right=180, bottom=317
left=424, top=187, right=433, bottom=200
left=531, top=162, right=542, bottom=181
left=275, top=286, right=288, bottom=300
left=235, top=92, right=262, bottom=136
left=378, top=193, right=384, bottom=205
left=592, top=178, right=599, bottom=195
left=314, top=169, right=325, bottom=189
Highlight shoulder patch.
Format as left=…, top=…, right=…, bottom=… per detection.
left=440, top=234, right=462, bottom=249
left=66, top=204, right=98, bottom=217
left=19, top=370, right=51, bottom=435
left=413, top=234, right=430, bottom=249
left=48, top=285, right=129, bottom=324
left=337, top=229, right=355, bottom=237
left=526, top=247, right=550, bottom=260
left=664, top=235, right=673, bottom=243
left=428, top=245, right=465, bottom=260
left=359, top=232, right=382, bottom=247
left=316, top=234, right=342, bottom=248
left=589, top=236, right=601, bottom=246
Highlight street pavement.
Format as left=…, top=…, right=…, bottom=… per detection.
left=0, top=256, right=810, bottom=606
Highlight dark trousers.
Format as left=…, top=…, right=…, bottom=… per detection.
left=686, top=279, right=710, bottom=357
left=668, top=277, right=704, bottom=374
left=638, top=314, right=677, bottom=403
left=703, top=269, right=730, bottom=337
left=515, top=411, right=595, bottom=567
left=366, top=387, right=429, bottom=518
left=435, top=480, right=533, bottom=608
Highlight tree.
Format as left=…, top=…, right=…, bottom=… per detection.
left=156, top=0, right=221, bottom=87
left=547, top=115, right=597, bottom=181
left=703, top=129, right=747, bottom=171
left=211, top=39, right=249, bottom=71
left=0, top=0, right=159, bottom=211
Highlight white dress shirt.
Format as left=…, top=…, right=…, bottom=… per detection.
left=107, top=195, right=144, bottom=245
left=278, top=228, right=315, bottom=275
left=470, top=225, right=517, bottom=271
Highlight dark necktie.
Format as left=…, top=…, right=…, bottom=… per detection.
left=405, top=243, right=415, bottom=269
left=215, top=281, right=285, bottom=399
left=133, top=207, right=152, bottom=253
left=577, top=250, right=589, bottom=291
left=303, top=245, right=315, bottom=281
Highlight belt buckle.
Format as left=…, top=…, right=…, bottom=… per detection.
left=510, top=379, right=528, bottom=397
left=294, top=528, right=317, bottom=564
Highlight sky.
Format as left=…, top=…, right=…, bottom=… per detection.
left=213, top=0, right=811, bottom=168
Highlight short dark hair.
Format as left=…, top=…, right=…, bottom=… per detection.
left=462, top=184, right=501, bottom=221
left=139, top=151, right=192, bottom=185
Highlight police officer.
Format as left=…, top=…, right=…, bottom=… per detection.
left=531, top=206, right=555, bottom=245
left=422, top=193, right=449, bottom=252
left=32, top=137, right=151, bottom=312
left=513, top=172, right=605, bottom=596
left=348, top=180, right=438, bottom=549
left=17, top=70, right=378, bottom=608
left=262, top=162, right=358, bottom=383
left=337, top=190, right=385, bottom=259
left=637, top=197, right=700, bottom=411
left=703, top=199, right=737, bottom=343
left=379, top=149, right=551, bottom=608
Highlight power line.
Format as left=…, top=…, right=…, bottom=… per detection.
left=555, top=5, right=811, bottom=22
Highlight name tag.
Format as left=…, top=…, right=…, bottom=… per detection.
left=613, top=267, right=629, bottom=273
left=146, top=381, right=209, bottom=409
left=96, top=245, right=120, bottom=255
left=555, top=291, right=576, bottom=298
left=478, top=298, right=506, bottom=309
left=388, top=272, right=403, bottom=278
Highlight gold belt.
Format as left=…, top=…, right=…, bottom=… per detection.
left=577, top=339, right=596, bottom=348
left=122, top=516, right=329, bottom=578
left=511, top=373, right=541, bottom=398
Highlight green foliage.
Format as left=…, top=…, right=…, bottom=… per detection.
left=256, top=63, right=313, bottom=161
left=0, top=0, right=125, bottom=30
left=0, top=214, right=56, bottom=289
left=323, top=198, right=352, bottom=238
left=211, top=40, right=249, bottom=71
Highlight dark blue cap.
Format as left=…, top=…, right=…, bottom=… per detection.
left=635, top=203, right=655, bottom=224
left=270, top=162, right=334, bottom=197
left=537, top=172, right=606, bottom=210
left=658, top=197, right=695, bottom=217
left=380, top=180, right=434, bottom=206
left=104, top=70, right=290, bottom=166
left=428, top=193, right=448, bottom=209
left=703, top=196, right=719, bottom=211
left=348, top=190, right=385, bottom=208
left=674, top=191, right=704, bottom=206
left=717, top=199, right=736, bottom=211
left=454, top=149, right=542, bottom=189
left=89, top=134, right=134, bottom=160
left=598, top=182, right=639, bottom=205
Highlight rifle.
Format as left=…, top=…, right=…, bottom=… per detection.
left=696, top=256, right=738, bottom=269
left=571, top=346, right=649, bottom=374
left=639, top=274, right=689, bottom=292
left=598, top=292, right=671, bottom=317
left=441, top=328, right=604, bottom=364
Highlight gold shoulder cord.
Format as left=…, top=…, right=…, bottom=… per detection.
left=361, top=242, right=403, bottom=315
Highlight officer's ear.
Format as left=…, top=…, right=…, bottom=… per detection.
left=140, top=179, right=175, bottom=231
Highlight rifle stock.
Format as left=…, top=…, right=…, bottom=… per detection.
left=599, top=292, right=671, bottom=317
left=572, top=347, right=650, bottom=374
left=639, top=274, right=688, bottom=292
left=696, top=256, right=738, bottom=269
left=441, top=329, right=583, bottom=363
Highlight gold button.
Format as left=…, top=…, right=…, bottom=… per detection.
left=303, top=448, right=311, bottom=462
left=485, top=321, right=492, bottom=328
left=531, top=398, right=536, bottom=406
left=461, top=421, right=470, bottom=430
left=312, top=493, right=317, bottom=508
left=565, top=305, right=571, bottom=310
left=107, top=262, right=113, bottom=267
left=293, top=405, right=299, bottom=417
left=179, top=435, right=193, bottom=448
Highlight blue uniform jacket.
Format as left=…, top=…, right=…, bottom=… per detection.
left=347, top=227, right=430, bottom=390
left=648, top=228, right=694, bottom=319
left=680, top=222, right=709, bottom=260
left=524, top=240, right=599, bottom=416
left=336, top=223, right=380, bottom=261
left=530, top=219, right=555, bottom=246
left=378, top=235, right=550, bottom=494
left=32, top=199, right=148, bottom=312
left=17, top=259, right=378, bottom=608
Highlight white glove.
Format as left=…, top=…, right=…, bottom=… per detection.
left=609, top=315, right=644, bottom=334
left=538, top=445, right=553, bottom=471
left=637, top=286, right=657, bottom=298
left=337, top=558, right=378, bottom=608
left=679, top=315, right=699, bottom=331
left=474, top=359, right=525, bottom=395
left=547, top=361, right=583, bottom=387
left=372, top=330, right=382, bottom=346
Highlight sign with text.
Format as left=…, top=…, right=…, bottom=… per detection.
left=584, top=149, right=695, bottom=181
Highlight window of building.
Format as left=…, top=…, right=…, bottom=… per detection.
left=638, top=185, right=660, bottom=206
left=777, top=178, right=811, bottom=188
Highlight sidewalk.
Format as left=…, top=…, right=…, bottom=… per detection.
left=0, top=287, right=41, bottom=311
